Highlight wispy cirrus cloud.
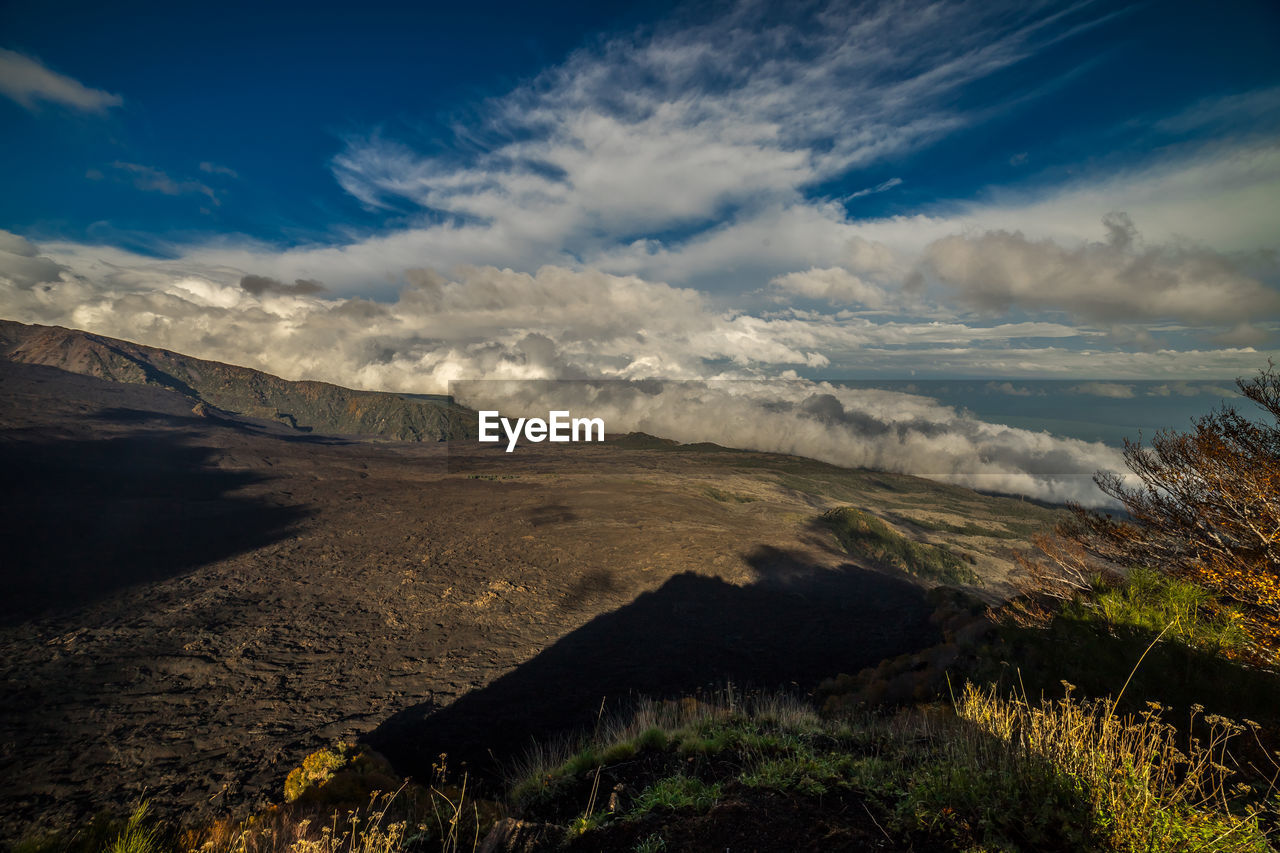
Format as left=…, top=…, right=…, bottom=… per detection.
left=843, top=177, right=904, bottom=201
left=330, top=0, right=1096, bottom=263
left=0, top=48, right=122, bottom=114
left=107, top=162, right=220, bottom=206
left=199, top=161, right=239, bottom=179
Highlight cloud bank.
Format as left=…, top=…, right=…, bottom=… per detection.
left=3, top=228, right=1229, bottom=506
left=2, top=1, right=1277, bottom=507
left=922, top=212, right=1279, bottom=330
left=452, top=379, right=1130, bottom=506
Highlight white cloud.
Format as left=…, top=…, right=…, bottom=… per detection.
left=987, top=381, right=1037, bottom=396
left=944, top=140, right=1280, bottom=253
left=1146, top=381, right=1238, bottom=398
left=844, top=177, right=903, bottom=200
left=0, top=229, right=64, bottom=287
left=920, top=213, right=1280, bottom=329
left=329, top=0, right=1087, bottom=272
left=0, top=48, right=122, bottom=113
left=6, top=230, right=1274, bottom=505
left=452, top=379, right=1132, bottom=506
left=3, top=3, right=1276, bottom=505
left=11, top=232, right=1274, bottom=385
left=1152, top=85, right=1280, bottom=136
left=1070, top=382, right=1135, bottom=399
left=769, top=267, right=890, bottom=307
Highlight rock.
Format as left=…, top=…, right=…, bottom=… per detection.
left=477, top=818, right=558, bottom=853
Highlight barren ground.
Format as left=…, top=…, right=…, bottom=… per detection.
left=0, top=361, right=1059, bottom=838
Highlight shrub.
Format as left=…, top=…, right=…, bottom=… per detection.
left=1070, top=568, right=1251, bottom=654
left=824, top=506, right=979, bottom=584
left=1053, top=364, right=1280, bottom=654
left=282, top=743, right=399, bottom=805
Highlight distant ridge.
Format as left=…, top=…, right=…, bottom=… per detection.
left=0, top=319, right=474, bottom=441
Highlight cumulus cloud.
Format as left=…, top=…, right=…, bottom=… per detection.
left=1147, top=381, right=1238, bottom=398
left=0, top=230, right=65, bottom=288
left=769, top=267, right=890, bottom=307
left=987, top=381, right=1036, bottom=396
left=21, top=3, right=1268, bottom=312
left=3, top=230, right=1268, bottom=504
left=11, top=233, right=1272, bottom=383
left=0, top=48, right=122, bottom=113
left=921, top=213, right=1280, bottom=331
left=1070, top=382, right=1135, bottom=399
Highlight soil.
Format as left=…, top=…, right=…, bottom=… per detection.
left=0, top=360, right=1052, bottom=839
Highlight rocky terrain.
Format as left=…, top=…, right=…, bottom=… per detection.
left=0, top=331, right=1063, bottom=840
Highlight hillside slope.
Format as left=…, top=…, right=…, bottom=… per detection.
left=0, top=343, right=1068, bottom=837
left=0, top=319, right=473, bottom=441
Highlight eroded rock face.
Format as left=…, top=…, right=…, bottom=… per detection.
left=0, top=319, right=474, bottom=441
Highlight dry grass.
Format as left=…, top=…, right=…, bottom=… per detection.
left=910, top=682, right=1278, bottom=852
left=504, top=682, right=1278, bottom=852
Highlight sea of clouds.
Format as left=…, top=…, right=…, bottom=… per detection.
left=1, top=229, right=1142, bottom=506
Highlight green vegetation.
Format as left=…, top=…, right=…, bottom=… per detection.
left=907, top=684, right=1274, bottom=852
left=824, top=506, right=980, bottom=585
left=632, top=832, right=667, bottom=852
left=104, top=805, right=164, bottom=853
left=1050, top=364, right=1280, bottom=644
left=1065, top=568, right=1252, bottom=655
left=627, top=775, right=722, bottom=816
left=500, top=686, right=1275, bottom=852
left=13, top=806, right=178, bottom=853
left=282, top=742, right=400, bottom=806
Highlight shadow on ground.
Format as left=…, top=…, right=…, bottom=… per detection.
left=0, top=428, right=308, bottom=624
left=366, top=545, right=941, bottom=782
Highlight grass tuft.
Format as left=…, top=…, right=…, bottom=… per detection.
left=628, top=776, right=722, bottom=817
left=1068, top=568, right=1251, bottom=654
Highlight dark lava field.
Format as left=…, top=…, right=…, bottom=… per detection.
left=0, top=357, right=1058, bottom=838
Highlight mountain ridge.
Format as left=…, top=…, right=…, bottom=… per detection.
left=0, top=318, right=474, bottom=441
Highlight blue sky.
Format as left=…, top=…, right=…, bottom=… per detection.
left=2, top=0, right=1280, bottom=501
left=1, top=0, right=687, bottom=248
left=2, top=0, right=1277, bottom=254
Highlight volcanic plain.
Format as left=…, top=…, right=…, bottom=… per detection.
left=0, top=345, right=1061, bottom=839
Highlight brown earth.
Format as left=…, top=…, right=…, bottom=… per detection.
left=0, top=359, right=1060, bottom=840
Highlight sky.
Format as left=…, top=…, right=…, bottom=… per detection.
left=2, top=0, right=1280, bottom=503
